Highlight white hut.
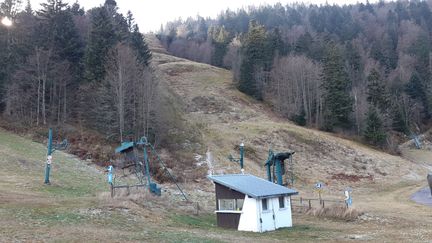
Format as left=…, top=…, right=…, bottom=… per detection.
left=208, top=174, right=298, bottom=232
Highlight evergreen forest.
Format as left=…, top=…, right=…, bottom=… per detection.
left=0, top=0, right=160, bottom=144
left=158, top=0, right=432, bottom=148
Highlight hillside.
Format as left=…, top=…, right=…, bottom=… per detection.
left=159, top=1, right=432, bottom=139
left=148, top=34, right=426, bottom=192
left=152, top=34, right=432, bottom=240
left=1, top=35, right=432, bottom=242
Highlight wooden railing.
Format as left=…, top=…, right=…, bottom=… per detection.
left=291, top=197, right=347, bottom=209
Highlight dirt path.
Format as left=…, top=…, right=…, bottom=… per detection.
left=400, top=147, right=432, bottom=206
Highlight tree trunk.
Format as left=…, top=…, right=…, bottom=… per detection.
left=63, top=80, right=67, bottom=123
left=37, top=78, right=41, bottom=126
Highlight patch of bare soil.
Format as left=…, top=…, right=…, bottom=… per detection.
left=330, top=173, right=374, bottom=182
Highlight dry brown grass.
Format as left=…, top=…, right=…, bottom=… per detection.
left=305, top=206, right=362, bottom=221
left=2, top=36, right=431, bottom=242
left=98, top=186, right=200, bottom=216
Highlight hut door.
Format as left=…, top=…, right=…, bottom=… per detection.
left=271, top=199, right=277, bottom=229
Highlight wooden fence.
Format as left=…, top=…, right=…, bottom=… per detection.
left=291, top=197, right=347, bottom=210
left=110, top=183, right=147, bottom=197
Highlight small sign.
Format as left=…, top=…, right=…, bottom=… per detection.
left=314, top=182, right=324, bottom=200
left=107, top=165, right=113, bottom=185
left=344, top=187, right=353, bottom=207
left=46, top=155, right=53, bottom=165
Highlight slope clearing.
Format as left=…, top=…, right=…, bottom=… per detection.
left=1, top=36, right=431, bottom=242
left=149, top=35, right=426, bottom=192
left=0, top=128, right=357, bottom=242
left=148, top=34, right=432, bottom=241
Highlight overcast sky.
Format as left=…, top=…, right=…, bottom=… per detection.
left=29, top=0, right=376, bottom=32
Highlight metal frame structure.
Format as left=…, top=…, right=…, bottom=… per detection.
left=264, top=150, right=295, bottom=186
left=228, top=143, right=245, bottom=173
left=110, top=136, right=188, bottom=201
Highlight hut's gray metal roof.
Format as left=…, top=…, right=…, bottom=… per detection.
left=115, top=142, right=134, bottom=153
left=208, top=174, right=298, bottom=199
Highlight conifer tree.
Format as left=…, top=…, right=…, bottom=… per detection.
left=126, top=12, right=152, bottom=66
left=211, top=26, right=229, bottom=67
left=24, top=0, right=32, bottom=14
left=84, top=7, right=116, bottom=82
left=321, top=43, right=353, bottom=130
left=238, top=20, right=267, bottom=100
left=364, top=107, right=387, bottom=146
left=69, top=1, right=84, bottom=16
left=292, top=108, right=306, bottom=126
left=392, top=106, right=409, bottom=134
left=405, top=72, right=430, bottom=118
left=295, top=32, right=313, bottom=55
left=367, top=69, right=389, bottom=111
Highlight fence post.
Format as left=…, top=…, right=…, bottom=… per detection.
left=290, top=198, right=292, bottom=212
left=195, top=202, right=200, bottom=216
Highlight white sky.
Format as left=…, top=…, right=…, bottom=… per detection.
left=29, top=0, right=376, bottom=32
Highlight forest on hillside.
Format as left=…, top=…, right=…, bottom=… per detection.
left=158, top=0, right=432, bottom=148
left=0, top=0, right=170, bottom=144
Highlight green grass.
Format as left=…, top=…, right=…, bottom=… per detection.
left=0, top=128, right=107, bottom=198
left=148, top=231, right=224, bottom=243
left=169, top=214, right=216, bottom=229
left=168, top=213, right=338, bottom=242
left=0, top=128, right=342, bottom=242
left=9, top=207, right=89, bottom=226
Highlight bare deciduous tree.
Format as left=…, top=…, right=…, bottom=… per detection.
left=102, top=43, right=159, bottom=142
left=266, top=55, right=323, bottom=126
left=5, top=47, right=70, bottom=126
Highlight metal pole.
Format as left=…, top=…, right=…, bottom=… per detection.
left=428, top=173, right=432, bottom=197
left=143, top=145, right=152, bottom=189
left=265, top=150, right=273, bottom=182
left=266, top=164, right=272, bottom=182
left=239, top=143, right=244, bottom=173
left=290, top=156, right=294, bottom=186
left=149, top=144, right=189, bottom=201
left=44, top=128, right=52, bottom=184
left=275, top=159, right=283, bottom=186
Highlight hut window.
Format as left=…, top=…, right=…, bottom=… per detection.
left=219, top=199, right=235, bottom=210
left=262, top=198, right=268, bottom=211
left=236, top=199, right=244, bottom=210
left=218, top=199, right=244, bottom=211
left=279, top=196, right=285, bottom=209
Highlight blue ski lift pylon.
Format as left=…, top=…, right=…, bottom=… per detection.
left=265, top=149, right=295, bottom=186
left=112, top=137, right=186, bottom=200
left=44, top=128, right=69, bottom=185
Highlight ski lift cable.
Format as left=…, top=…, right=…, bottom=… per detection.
left=148, top=143, right=189, bottom=201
